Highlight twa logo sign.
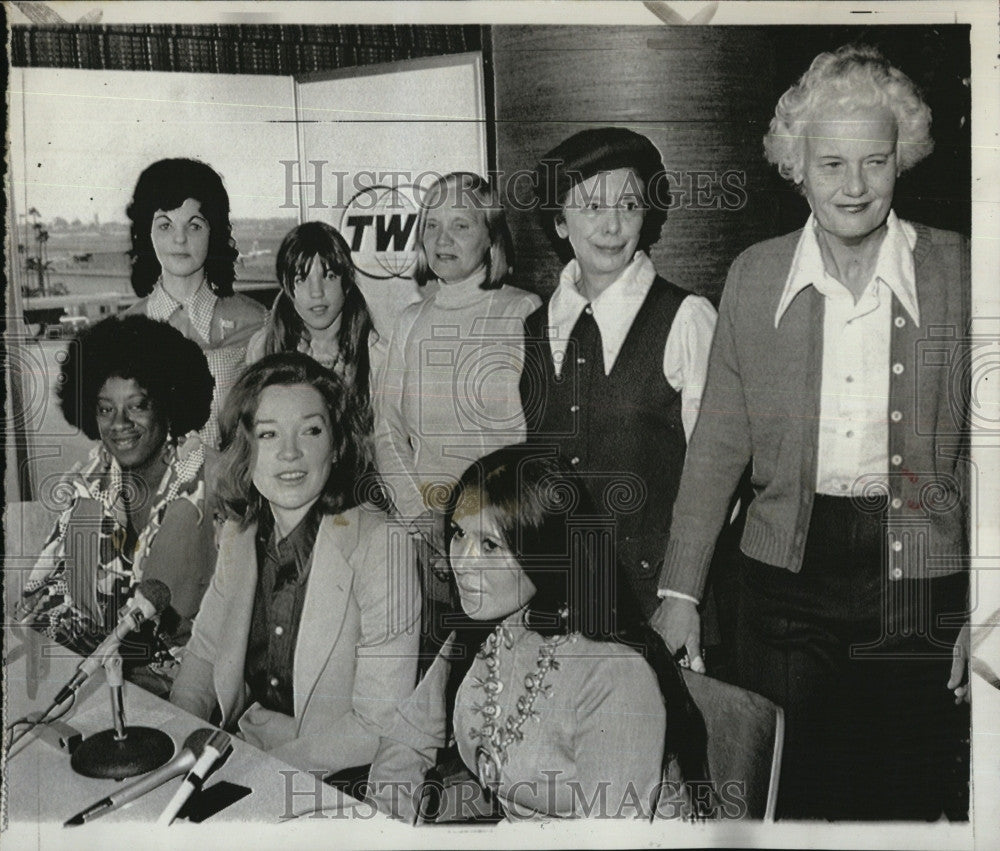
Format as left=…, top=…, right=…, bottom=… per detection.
left=340, top=184, right=421, bottom=280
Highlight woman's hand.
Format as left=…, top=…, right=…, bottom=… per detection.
left=650, top=597, right=705, bottom=674
left=947, top=622, right=971, bottom=705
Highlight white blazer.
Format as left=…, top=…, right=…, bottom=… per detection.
left=170, top=504, right=421, bottom=774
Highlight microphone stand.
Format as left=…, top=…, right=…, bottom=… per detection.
left=107, top=654, right=128, bottom=741
left=70, top=651, right=175, bottom=780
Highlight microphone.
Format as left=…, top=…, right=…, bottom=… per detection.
left=52, top=579, right=171, bottom=706
left=64, top=728, right=217, bottom=826
left=158, top=730, right=232, bottom=825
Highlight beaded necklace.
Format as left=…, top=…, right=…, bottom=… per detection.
left=468, top=619, right=573, bottom=793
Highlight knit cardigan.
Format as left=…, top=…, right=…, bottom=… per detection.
left=660, top=222, right=970, bottom=600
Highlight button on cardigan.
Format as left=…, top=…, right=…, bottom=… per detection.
left=659, top=221, right=970, bottom=601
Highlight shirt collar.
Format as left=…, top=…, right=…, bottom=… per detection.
left=550, top=251, right=655, bottom=331
left=146, top=279, right=218, bottom=344
left=262, top=502, right=323, bottom=588
left=774, top=211, right=919, bottom=328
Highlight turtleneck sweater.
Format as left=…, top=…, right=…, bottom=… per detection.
left=374, top=269, right=541, bottom=520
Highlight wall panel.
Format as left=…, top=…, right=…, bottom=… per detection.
left=492, top=25, right=970, bottom=301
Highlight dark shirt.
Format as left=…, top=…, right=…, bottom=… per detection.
left=244, top=504, right=322, bottom=716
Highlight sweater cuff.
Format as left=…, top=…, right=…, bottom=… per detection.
left=658, top=538, right=715, bottom=600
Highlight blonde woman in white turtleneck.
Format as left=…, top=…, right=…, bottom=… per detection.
left=374, top=172, right=540, bottom=659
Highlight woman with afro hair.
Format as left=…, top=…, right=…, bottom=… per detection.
left=15, top=314, right=220, bottom=694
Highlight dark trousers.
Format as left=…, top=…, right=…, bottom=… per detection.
left=735, top=495, right=969, bottom=820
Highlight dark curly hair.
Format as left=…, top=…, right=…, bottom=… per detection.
left=442, top=445, right=713, bottom=816
left=534, top=127, right=669, bottom=264
left=126, top=158, right=239, bottom=297
left=216, top=351, right=372, bottom=527
left=57, top=314, right=214, bottom=440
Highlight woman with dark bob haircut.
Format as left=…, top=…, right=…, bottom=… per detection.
left=16, top=315, right=219, bottom=694
left=520, top=128, right=717, bottom=622
left=170, top=352, right=421, bottom=775
left=125, top=158, right=265, bottom=448
left=369, top=445, right=712, bottom=821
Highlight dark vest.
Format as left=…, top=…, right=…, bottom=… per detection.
left=520, top=277, right=689, bottom=616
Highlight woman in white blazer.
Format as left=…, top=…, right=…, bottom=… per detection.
left=170, top=352, right=421, bottom=776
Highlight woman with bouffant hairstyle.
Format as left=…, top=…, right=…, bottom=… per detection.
left=654, top=44, right=969, bottom=820
left=763, top=43, right=934, bottom=185
left=127, top=158, right=240, bottom=298
left=125, top=158, right=265, bottom=448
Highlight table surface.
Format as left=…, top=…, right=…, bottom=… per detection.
left=3, top=626, right=376, bottom=827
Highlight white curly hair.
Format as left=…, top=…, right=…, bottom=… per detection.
left=764, top=44, right=934, bottom=188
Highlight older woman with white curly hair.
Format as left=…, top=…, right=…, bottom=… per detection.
left=763, top=45, right=935, bottom=182
left=651, top=44, right=970, bottom=820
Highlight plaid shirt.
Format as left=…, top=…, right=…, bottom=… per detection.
left=146, top=280, right=218, bottom=345
left=145, top=281, right=249, bottom=447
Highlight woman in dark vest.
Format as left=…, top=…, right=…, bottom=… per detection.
left=521, top=127, right=716, bottom=627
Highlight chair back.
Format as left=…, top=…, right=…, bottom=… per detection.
left=3, top=500, right=58, bottom=609
left=681, top=669, right=784, bottom=820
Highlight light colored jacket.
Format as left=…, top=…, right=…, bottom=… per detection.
left=170, top=505, right=421, bottom=774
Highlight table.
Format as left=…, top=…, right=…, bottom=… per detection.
left=2, top=627, right=378, bottom=826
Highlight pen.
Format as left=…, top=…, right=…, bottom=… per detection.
left=62, top=729, right=217, bottom=827
left=64, top=797, right=113, bottom=827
